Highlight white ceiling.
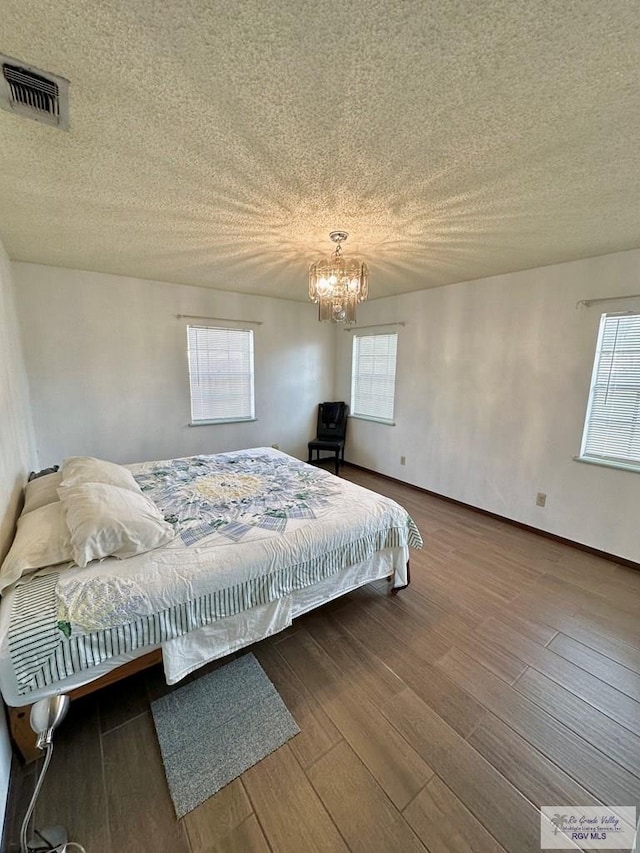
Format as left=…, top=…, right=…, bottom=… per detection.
left=0, top=1, right=639, bottom=302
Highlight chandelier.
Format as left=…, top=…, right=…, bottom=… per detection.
left=308, top=231, right=369, bottom=324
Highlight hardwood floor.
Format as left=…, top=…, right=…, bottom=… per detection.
left=4, top=466, right=640, bottom=852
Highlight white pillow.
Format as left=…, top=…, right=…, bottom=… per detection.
left=23, top=471, right=64, bottom=515
left=61, top=456, right=141, bottom=494
left=59, top=482, right=175, bottom=568
left=0, top=503, right=73, bottom=593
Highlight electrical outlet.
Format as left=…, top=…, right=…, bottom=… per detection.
left=400, top=456, right=406, bottom=466
left=536, top=492, right=547, bottom=507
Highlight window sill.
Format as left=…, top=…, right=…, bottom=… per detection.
left=573, top=455, right=640, bottom=474
left=189, top=418, right=257, bottom=427
left=350, top=414, right=395, bottom=426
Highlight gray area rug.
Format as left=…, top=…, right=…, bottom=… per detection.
left=151, top=653, right=299, bottom=817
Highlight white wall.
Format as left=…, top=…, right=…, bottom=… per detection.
left=337, top=248, right=640, bottom=563
left=0, top=239, right=37, bottom=834
left=13, top=263, right=335, bottom=465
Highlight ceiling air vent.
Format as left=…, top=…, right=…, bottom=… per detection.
left=0, top=54, right=69, bottom=129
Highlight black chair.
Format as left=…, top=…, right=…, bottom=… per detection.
left=308, top=402, right=349, bottom=475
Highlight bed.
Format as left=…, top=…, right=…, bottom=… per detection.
left=0, top=447, right=422, bottom=760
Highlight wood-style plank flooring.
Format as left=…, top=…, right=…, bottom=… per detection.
left=4, top=466, right=640, bottom=852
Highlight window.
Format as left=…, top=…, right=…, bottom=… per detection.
left=579, top=312, right=640, bottom=470
left=351, top=332, right=398, bottom=424
left=187, top=325, right=255, bottom=424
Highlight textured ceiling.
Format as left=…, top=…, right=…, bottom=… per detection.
left=0, top=1, right=639, bottom=301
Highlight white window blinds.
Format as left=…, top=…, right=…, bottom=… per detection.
left=351, top=333, right=398, bottom=423
left=187, top=326, right=255, bottom=424
left=580, top=313, right=640, bottom=468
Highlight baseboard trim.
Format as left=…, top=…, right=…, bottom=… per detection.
left=344, top=462, right=640, bottom=572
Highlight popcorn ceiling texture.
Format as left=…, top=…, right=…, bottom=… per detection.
left=0, top=0, right=639, bottom=301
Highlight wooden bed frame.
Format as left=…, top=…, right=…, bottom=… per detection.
left=8, top=649, right=163, bottom=762
left=5, top=449, right=417, bottom=762
left=8, top=561, right=410, bottom=762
